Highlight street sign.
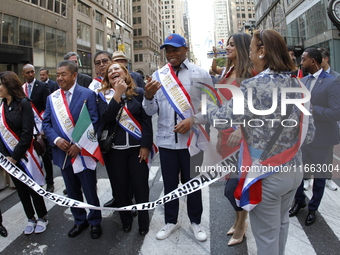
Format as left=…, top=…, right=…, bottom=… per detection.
left=207, top=51, right=227, bottom=58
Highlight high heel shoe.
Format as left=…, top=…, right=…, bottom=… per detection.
left=227, top=223, right=247, bottom=246
left=226, top=226, right=235, bottom=235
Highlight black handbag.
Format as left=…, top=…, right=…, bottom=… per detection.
left=33, top=123, right=46, bottom=156
left=99, top=106, right=124, bottom=154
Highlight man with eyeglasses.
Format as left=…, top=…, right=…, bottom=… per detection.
left=88, top=51, right=112, bottom=92
left=64, top=52, right=92, bottom=88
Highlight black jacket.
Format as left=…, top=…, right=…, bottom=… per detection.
left=97, top=88, right=152, bottom=150
left=0, top=98, right=34, bottom=162
left=29, top=80, right=50, bottom=113
left=77, top=73, right=92, bottom=88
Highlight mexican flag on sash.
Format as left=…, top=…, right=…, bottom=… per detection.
left=72, top=103, right=104, bottom=165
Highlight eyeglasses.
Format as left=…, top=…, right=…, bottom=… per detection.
left=94, top=58, right=110, bottom=66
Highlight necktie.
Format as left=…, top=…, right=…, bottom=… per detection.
left=65, top=91, right=71, bottom=105
left=28, top=84, right=32, bottom=98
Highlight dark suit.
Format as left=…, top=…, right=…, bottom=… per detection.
left=295, top=70, right=340, bottom=210
left=77, top=73, right=92, bottom=88
left=47, top=79, right=59, bottom=93
left=329, top=68, right=340, bottom=81
left=130, top=72, right=145, bottom=89
left=43, top=85, right=101, bottom=226
left=25, top=79, right=54, bottom=187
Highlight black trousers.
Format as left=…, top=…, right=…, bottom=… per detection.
left=11, top=164, right=47, bottom=219
left=159, top=148, right=203, bottom=224
left=42, top=138, right=54, bottom=185
left=104, top=147, right=149, bottom=230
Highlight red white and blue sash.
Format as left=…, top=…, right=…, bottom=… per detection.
left=155, top=63, right=209, bottom=155
left=89, top=78, right=103, bottom=93
left=234, top=85, right=310, bottom=211
left=98, top=90, right=158, bottom=165
left=23, top=83, right=44, bottom=133
left=49, top=89, right=97, bottom=173
left=0, top=103, right=45, bottom=185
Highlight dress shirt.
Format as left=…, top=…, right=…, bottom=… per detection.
left=142, top=58, right=212, bottom=150
left=309, top=68, right=322, bottom=92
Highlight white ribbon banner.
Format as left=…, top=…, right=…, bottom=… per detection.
left=0, top=150, right=239, bottom=211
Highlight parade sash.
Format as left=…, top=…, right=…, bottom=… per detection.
left=98, top=91, right=158, bottom=164
left=49, top=89, right=96, bottom=173
left=89, top=78, right=103, bottom=93
left=0, top=103, right=45, bottom=185
left=234, top=82, right=310, bottom=211
left=155, top=63, right=193, bottom=119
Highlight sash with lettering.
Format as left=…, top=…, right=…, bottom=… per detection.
left=49, top=89, right=96, bottom=173
left=23, top=83, right=43, bottom=133
left=234, top=90, right=310, bottom=211
left=155, top=63, right=209, bottom=156
left=0, top=103, right=45, bottom=185
left=98, top=90, right=158, bottom=165
left=89, top=78, right=103, bottom=93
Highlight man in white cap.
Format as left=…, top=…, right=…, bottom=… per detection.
left=143, top=33, right=211, bottom=241
left=111, top=51, right=145, bottom=89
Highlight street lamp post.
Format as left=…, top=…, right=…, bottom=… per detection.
left=112, top=32, right=122, bottom=51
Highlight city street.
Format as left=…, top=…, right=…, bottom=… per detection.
left=1, top=122, right=340, bottom=255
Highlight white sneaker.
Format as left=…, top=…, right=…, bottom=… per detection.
left=191, top=223, right=207, bottom=242
left=24, top=219, right=36, bottom=235
left=303, top=179, right=310, bottom=191
left=34, top=218, right=49, bottom=234
left=325, top=179, right=338, bottom=191
left=156, top=222, right=180, bottom=240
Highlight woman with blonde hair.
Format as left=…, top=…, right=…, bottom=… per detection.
left=207, top=29, right=315, bottom=254
left=97, top=63, right=153, bottom=236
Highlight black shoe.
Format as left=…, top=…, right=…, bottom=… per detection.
left=104, top=198, right=117, bottom=207
left=123, top=225, right=132, bottom=233
left=139, top=228, right=149, bottom=236
left=0, top=224, right=8, bottom=237
left=91, top=224, right=102, bottom=239
left=63, top=189, right=68, bottom=195
left=131, top=210, right=138, bottom=217
left=305, top=210, right=316, bottom=226
left=46, top=184, right=54, bottom=193
left=68, top=222, right=89, bottom=237
left=289, top=202, right=306, bottom=217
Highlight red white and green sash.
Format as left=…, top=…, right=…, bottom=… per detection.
left=49, top=89, right=97, bottom=173
left=155, top=63, right=209, bottom=155
left=0, top=103, right=45, bottom=185
left=23, top=83, right=44, bottom=133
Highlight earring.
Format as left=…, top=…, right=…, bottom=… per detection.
left=259, top=55, right=263, bottom=59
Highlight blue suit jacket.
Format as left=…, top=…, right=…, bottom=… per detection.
left=302, top=70, right=340, bottom=147
left=42, top=84, right=99, bottom=168
left=47, top=79, right=59, bottom=93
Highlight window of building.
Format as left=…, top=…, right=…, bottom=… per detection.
left=237, top=13, right=240, bottom=18
left=95, top=11, right=103, bottom=23
left=40, top=0, right=47, bottom=8
left=248, top=13, right=252, bottom=18
left=242, top=13, right=245, bottom=18
left=139, top=40, right=142, bottom=48
left=241, top=6, right=245, bottom=11
left=236, top=6, right=240, bottom=11
left=46, top=26, right=56, bottom=51
left=33, top=23, right=45, bottom=49
left=2, top=15, right=18, bottom=44
left=248, top=6, right=251, bottom=11
left=77, top=21, right=91, bottom=47
left=107, top=18, right=112, bottom=29
left=19, top=19, right=32, bottom=46
left=77, top=1, right=90, bottom=17
left=47, top=0, right=53, bottom=11
left=56, top=29, right=66, bottom=53
left=134, top=54, right=138, bottom=62
left=96, top=29, right=103, bottom=50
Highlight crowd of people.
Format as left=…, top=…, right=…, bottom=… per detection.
left=0, top=30, right=339, bottom=255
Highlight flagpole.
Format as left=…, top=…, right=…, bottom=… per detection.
left=62, top=142, right=73, bottom=170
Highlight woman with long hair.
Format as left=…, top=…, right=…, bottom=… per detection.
left=0, top=71, right=48, bottom=235
left=97, top=63, right=152, bottom=236
left=207, top=29, right=314, bottom=254
left=216, top=33, right=253, bottom=246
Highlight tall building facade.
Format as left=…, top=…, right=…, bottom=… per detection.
left=161, top=0, right=185, bottom=36
left=0, top=0, right=133, bottom=80
left=132, top=0, right=164, bottom=76
left=213, top=0, right=229, bottom=48
left=228, top=0, right=255, bottom=35
left=254, top=0, right=340, bottom=70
